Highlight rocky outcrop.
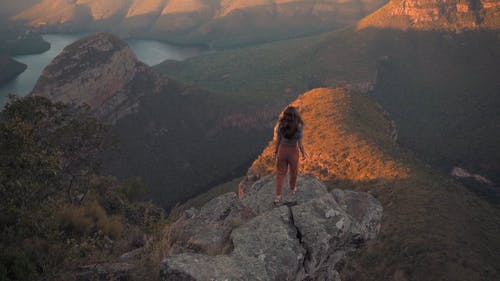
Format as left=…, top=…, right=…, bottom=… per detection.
left=31, top=32, right=167, bottom=122
left=358, top=0, right=500, bottom=30
left=168, top=193, right=255, bottom=256
left=161, top=174, right=383, bottom=280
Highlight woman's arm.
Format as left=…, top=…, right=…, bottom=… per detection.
left=298, top=139, right=307, bottom=159
left=274, top=124, right=282, bottom=159
left=274, top=137, right=281, bottom=159
left=297, top=124, right=307, bottom=159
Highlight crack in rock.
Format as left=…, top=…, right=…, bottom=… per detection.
left=287, top=205, right=312, bottom=281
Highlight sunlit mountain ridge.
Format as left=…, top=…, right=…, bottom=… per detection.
left=358, top=0, right=500, bottom=30
left=4, top=0, right=387, bottom=47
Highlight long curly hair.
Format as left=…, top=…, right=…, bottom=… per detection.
left=278, top=106, right=303, bottom=139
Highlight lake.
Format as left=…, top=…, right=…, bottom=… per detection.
left=0, top=33, right=204, bottom=107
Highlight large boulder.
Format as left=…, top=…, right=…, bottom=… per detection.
left=161, top=174, right=383, bottom=281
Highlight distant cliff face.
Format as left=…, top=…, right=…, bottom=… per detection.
left=358, top=0, right=500, bottom=30
left=32, top=32, right=166, bottom=122
left=11, top=0, right=387, bottom=47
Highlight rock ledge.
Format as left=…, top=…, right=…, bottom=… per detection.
left=161, top=174, right=383, bottom=281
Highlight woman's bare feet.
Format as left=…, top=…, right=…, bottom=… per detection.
left=274, top=195, right=282, bottom=207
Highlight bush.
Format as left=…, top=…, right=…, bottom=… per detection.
left=58, top=206, right=93, bottom=236
left=0, top=253, right=36, bottom=281
left=57, top=202, right=123, bottom=239
left=117, top=177, right=149, bottom=202
left=97, top=216, right=123, bottom=239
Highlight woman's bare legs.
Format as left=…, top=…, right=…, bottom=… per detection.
left=276, top=145, right=299, bottom=204
left=288, top=147, right=299, bottom=194
left=276, top=146, right=288, bottom=204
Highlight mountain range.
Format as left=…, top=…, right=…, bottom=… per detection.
left=4, top=0, right=386, bottom=47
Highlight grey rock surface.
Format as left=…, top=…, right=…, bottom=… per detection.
left=161, top=174, right=383, bottom=281
left=76, top=262, right=136, bottom=281
left=168, top=192, right=255, bottom=255
left=163, top=207, right=304, bottom=281
left=331, top=189, right=383, bottom=241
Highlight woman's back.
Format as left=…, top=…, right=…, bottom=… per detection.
left=277, top=122, right=303, bottom=146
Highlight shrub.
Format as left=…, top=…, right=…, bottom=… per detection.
left=0, top=253, right=36, bottom=281
left=85, top=202, right=107, bottom=225
left=117, top=177, right=149, bottom=202
left=57, top=202, right=123, bottom=239
left=97, top=216, right=123, bottom=239
left=58, top=206, right=93, bottom=236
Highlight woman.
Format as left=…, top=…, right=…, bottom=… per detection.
left=273, top=106, right=307, bottom=206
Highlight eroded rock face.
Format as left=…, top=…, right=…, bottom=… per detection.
left=32, top=32, right=167, bottom=122
left=359, top=0, right=500, bottom=30
left=161, top=174, right=383, bottom=281
left=392, top=0, right=496, bottom=28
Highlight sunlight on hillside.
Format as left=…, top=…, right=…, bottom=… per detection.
left=161, top=0, right=208, bottom=15
left=248, top=88, right=409, bottom=185
left=77, top=0, right=129, bottom=20
left=126, top=0, right=166, bottom=18
left=357, top=0, right=500, bottom=30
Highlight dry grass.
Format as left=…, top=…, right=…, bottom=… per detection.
left=57, top=202, right=124, bottom=239
left=248, top=88, right=408, bottom=183
left=132, top=221, right=172, bottom=281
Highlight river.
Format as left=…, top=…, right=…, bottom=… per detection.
left=0, top=33, right=204, bottom=107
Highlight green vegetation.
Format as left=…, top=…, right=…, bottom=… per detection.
left=338, top=93, right=500, bottom=279
left=0, top=96, right=167, bottom=280
left=0, top=56, right=27, bottom=85
left=174, top=176, right=244, bottom=213
left=154, top=34, right=328, bottom=106
left=108, top=82, right=271, bottom=211
left=341, top=162, right=500, bottom=281
left=0, top=22, right=50, bottom=86
left=156, top=27, right=500, bottom=186
left=0, top=22, right=50, bottom=56
left=371, top=31, right=500, bottom=184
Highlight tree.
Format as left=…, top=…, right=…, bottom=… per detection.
left=0, top=95, right=112, bottom=211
